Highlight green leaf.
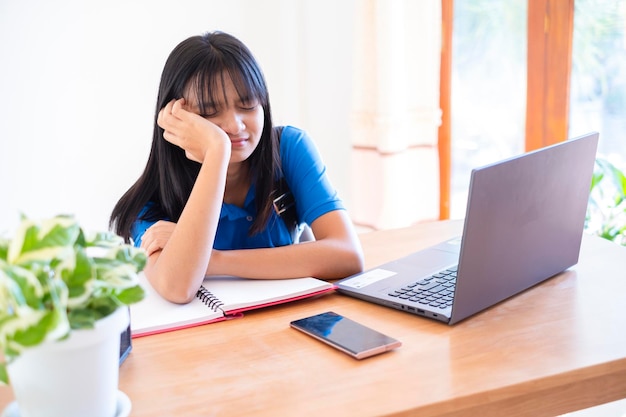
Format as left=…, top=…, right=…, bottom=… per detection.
left=589, top=169, right=604, bottom=191
left=89, top=295, right=122, bottom=314
left=8, top=217, right=80, bottom=265
left=96, top=263, right=139, bottom=287
left=1, top=265, right=44, bottom=309
left=61, top=248, right=94, bottom=299
left=86, top=231, right=124, bottom=248
left=12, top=310, right=65, bottom=347
left=608, top=162, right=626, bottom=197
left=67, top=308, right=98, bottom=330
left=112, top=246, right=147, bottom=270
left=69, top=296, right=120, bottom=329
left=0, top=363, right=8, bottom=386
left=586, top=158, right=626, bottom=247
left=115, top=285, right=145, bottom=305
left=0, top=239, right=8, bottom=262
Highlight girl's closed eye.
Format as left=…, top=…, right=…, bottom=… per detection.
left=198, top=105, right=219, bottom=118
left=182, top=99, right=217, bottom=118
left=238, top=98, right=259, bottom=111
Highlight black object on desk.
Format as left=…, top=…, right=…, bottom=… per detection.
left=119, top=307, right=132, bottom=365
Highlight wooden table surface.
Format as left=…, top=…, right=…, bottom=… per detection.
left=2, top=220, right=626, bottom=416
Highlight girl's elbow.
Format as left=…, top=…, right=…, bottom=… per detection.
left=334, top=246, right=364, bottom=278
left=165, top=289, right=198, bottom=305
left=347, top=249, right=365, bottom=276
left=149, top=271, right=199, bottom=304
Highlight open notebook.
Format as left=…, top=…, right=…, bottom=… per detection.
left=130, top=274, right=335, bottom=337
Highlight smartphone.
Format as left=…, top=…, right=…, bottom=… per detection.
left=290, top=311, right=401, bottom=359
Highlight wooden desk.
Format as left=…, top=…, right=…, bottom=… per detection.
left=2, top=220, right=626, bottom=416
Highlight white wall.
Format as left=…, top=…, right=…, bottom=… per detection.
left=0, top=0, right=356, bottom=233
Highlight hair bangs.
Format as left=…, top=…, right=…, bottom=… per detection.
left=226, top=59, right=268, bottom=107
left=187, top=50, right=268, bottom=116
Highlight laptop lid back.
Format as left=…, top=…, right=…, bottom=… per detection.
left=449, top=132, right=599, bottom=324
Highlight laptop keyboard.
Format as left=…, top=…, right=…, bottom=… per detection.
left=387, top=266, right=458, bottom=309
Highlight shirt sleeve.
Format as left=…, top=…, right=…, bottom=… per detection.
left=130, top=203, right=160, bottom=247
left=279, top=126, right=345, bottom=226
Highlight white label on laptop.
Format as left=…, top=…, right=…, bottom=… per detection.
left=340, top=269, right=397, bottom=289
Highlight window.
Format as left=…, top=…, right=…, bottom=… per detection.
left=570, top=0, right=626, bottom=167
left=450, top=0, right=528, bottom=218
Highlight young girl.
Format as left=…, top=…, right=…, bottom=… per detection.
left=110, top=31, right=363, bottom=304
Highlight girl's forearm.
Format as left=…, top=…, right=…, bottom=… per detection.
left=206, top=211, right=364, bottom=280
left=144, top=148, right=230, bottom=303
left=208, top=240, right=363, bottom=280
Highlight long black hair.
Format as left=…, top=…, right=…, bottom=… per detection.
left=110, top=31, right=281, bottom=242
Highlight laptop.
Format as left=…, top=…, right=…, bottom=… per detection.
left=337, top=132, right=599, bottom=325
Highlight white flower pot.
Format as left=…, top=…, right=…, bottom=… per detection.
left=7, top=307, right=129, bottom=417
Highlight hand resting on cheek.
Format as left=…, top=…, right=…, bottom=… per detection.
left=157, top=98, right=230, bottom=163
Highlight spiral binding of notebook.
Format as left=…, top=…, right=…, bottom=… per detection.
left=196, top=286, right=225, bottom=311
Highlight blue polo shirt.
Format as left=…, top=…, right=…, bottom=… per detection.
left=131, top=126, right=344, bottom=249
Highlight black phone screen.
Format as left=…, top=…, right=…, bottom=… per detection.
left=290, top=311, right=401, bottom=359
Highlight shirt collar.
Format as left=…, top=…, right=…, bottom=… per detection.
left=220, top=186, right=256, bottom=220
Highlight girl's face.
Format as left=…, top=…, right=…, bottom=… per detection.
left=184, top=72, right=265, bottom=165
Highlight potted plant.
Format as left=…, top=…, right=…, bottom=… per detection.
left=586, top=157, right=626, bottom=246
left=0, top=214, right=146, bottom=417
